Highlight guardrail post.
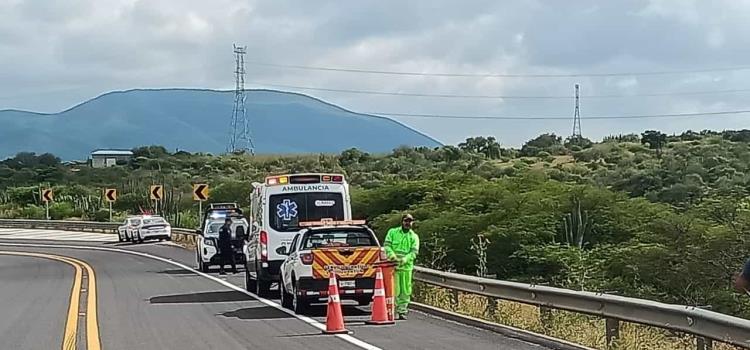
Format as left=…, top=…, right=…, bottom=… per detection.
left=696, top=337, right=713, bottom=350
left=450, top=289, right=459, bottom=309
left=695, top=305, right=713, bottom=350
left=485, top=296, right=497, bottom=319
left=539, top=306, right=553, bottom=330
left=605, top=317, right=620, bottom=348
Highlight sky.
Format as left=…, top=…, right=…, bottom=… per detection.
left=2, top=0, right=750, bottom=146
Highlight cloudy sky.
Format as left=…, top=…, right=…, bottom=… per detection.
left=2, top=0, right=750, bottom=146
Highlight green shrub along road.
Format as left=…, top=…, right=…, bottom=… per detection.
left=3, top=130, right=750, bottom=318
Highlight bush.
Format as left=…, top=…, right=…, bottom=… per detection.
left=93, top=209, right=111, bottom=222
left=20, top=205, right=45, bottom=219
left=49, top=202, right=80, bottom=220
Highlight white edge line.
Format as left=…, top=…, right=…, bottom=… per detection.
left=0, top=242, right=382, bottom=350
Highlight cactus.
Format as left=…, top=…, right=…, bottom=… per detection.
left=563, top=196, right=593, bottom=249
left=471, top=233, right=491, bottom=277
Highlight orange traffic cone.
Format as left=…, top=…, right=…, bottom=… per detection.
left=323, top=273, right=350, bottom=334
left=366, top=267, right=394, bottom=325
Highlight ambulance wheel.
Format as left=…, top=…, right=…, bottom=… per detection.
left=280, top=282, right=293, bottom=309
left=245, top=270, right=256, bottom=291
left=356, top=297, right=371, bottom=306
left=256, top=279, right=271, bottom=298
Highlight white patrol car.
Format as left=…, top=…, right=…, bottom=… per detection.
left=117, top=216, right=142, bottom=242
left=245, top=173, right=353, bottom=297
left=195, top=203, right=249, bottom=272
left=132, top=215, right=171, bottom=244
left=277, top=220, right=384, bottom=314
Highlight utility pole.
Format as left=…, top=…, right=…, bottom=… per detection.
left=228, top=44, right=255, bottom=154
left=571, top=84, right=582, bottom=143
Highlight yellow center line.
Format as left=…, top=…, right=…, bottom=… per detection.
left=0, top=251, right=101, bottom=350
left=66, top=255, right=101, bottom=350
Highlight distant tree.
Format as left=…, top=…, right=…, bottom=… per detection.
left=520, top=133, right=563, bottom=156
left=458, top=136, right=502, bottom=159
left=564, top=136, right=593, bottom=149
left=641, top=130, right=668, bottom=158
left=603, top=134, right=640, bottom=143
left=132, top=146, right=169, bottom=158
left=722, top=129, right=750, bottom=143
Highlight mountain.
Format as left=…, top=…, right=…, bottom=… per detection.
left=0, top=89, right=442, bottom=160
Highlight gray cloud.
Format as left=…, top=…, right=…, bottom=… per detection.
left=3, top=0, right=750, bottom=147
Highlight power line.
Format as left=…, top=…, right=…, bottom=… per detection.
left=249, top=81, right=750, bottom=100
left=370, top=109, right=750, bottom=120
left=247, top=61, right=750, bottom=78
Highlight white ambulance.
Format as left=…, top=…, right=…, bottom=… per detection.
left=244, top=173, right=352, bottom=297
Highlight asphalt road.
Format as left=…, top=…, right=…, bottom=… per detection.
left=0, top=231, right=552, bottom=350
left=0, top=254, right=71, bottom=349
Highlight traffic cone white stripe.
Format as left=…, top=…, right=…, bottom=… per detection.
left=366, top=266, right=394, bottom=325
left=323, top=272, right=349, bottom=334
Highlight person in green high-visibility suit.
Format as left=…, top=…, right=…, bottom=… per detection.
left=384, top=213, right=420, bottom=320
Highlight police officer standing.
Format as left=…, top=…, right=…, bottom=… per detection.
left=218, top=218, right=237, bottom=275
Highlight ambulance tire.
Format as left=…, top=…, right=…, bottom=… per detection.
left=256, top=279, right=271, bottom=298
left=245, top=270, right=256, bottom=292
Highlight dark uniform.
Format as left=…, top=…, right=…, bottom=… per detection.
left=218, top=220, right=237, bottom=275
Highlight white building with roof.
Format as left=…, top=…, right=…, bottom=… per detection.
left=90, top=149, right=133, bottom=168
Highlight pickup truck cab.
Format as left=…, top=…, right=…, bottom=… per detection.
left=277, top=220, right=384, bottom=314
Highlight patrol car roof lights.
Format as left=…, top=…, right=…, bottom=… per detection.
left=299, top=220, right=367, bottom=227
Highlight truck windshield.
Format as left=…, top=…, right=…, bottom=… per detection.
left=302, top=230, right=376, bottom=249
left=269, top=193, right=344, bottom=232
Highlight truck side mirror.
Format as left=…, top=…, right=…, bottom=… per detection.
left=195, top=229, right=202, bottom=236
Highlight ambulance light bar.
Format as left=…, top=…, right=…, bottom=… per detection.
left=265, top=174, right=345, bottom=185
left=299, top=220, right=367, bottom=227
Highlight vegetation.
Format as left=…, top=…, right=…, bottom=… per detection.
left=3, top=131, right=750, bottom=320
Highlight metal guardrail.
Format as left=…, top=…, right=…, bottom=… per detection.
left=0, top=219, right=119, bottom=233
left=1, top=219, right=748, bottom=348
left=414, top=267, right=750, bottom=349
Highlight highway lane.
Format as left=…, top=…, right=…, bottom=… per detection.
left=0, top=244, right=370, bottom=350
left=0, top=232, right=553, bottom=350
left=0, top=254, right=72, bottom=349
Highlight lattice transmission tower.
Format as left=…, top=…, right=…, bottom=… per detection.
left=571, top=84, right=582, bottom=141
left=228, top=44, right=255, bottom=154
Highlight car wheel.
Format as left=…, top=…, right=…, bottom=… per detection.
left=292, top=279, right=308, bottom=315
left=198, top=256, right=209, bottom=272
left=118, top=234, right=124, bottom=243
left=280, top=281, right=293, bottom=309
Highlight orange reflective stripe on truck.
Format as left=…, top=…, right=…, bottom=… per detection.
left=312, top=248, right=380, bottom=279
